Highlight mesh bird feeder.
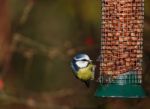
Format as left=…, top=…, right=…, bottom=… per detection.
left=95, top=0, right=145, bottom=97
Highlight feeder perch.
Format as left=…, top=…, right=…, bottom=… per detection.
left=95, top=0, right=145, bottom=98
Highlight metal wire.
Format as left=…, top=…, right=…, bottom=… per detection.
left=99, top=0, right=144, bottom=84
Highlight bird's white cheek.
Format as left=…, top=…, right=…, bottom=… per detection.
left=76, top=61, right=88, bottom=68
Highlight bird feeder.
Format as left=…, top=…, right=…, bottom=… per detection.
left=95, top=0, right=145, bottom=97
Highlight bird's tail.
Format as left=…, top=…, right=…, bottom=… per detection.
left=84, top=80, right=90, bottom=88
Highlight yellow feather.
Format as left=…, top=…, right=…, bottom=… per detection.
left=77, top=64, right=93, bottom=81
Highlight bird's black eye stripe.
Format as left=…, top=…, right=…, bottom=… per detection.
left=81, top=59, right=92, bottom=63
left=82, top=59, right=88, bottom=61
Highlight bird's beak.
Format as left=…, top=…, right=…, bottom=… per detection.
left=89, top=60, right=92, bottom=63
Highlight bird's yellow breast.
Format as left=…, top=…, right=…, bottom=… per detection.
left=77, top=64, right=93, bottom=81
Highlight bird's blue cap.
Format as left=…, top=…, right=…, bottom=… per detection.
left=73, top=53, right=91, bottom=61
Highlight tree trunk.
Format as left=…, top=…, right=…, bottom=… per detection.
left=0, top=0, right=11, bottom=73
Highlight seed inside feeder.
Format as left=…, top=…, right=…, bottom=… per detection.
left=100, top=0, right=143, bottom=82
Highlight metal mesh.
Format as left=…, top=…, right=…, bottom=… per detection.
left=99, top=0, right=144, bottom=84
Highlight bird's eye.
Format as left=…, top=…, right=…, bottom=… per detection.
left=76, top=61, right=89, bottom=68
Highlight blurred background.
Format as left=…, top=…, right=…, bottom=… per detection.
left=0, top=0, right=149, bottom=109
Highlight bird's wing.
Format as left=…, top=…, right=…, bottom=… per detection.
left=70, top=61, right=78, bottom=74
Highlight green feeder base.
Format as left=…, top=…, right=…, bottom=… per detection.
left=95, top=84, right=145, bottom=98
left=95, top=72, right=146, bottom=98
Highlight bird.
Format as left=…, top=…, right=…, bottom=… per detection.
left=71, top=53, right=95, bottom=87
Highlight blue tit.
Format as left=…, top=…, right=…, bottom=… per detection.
left=71, top=53, right=95, bottom=87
